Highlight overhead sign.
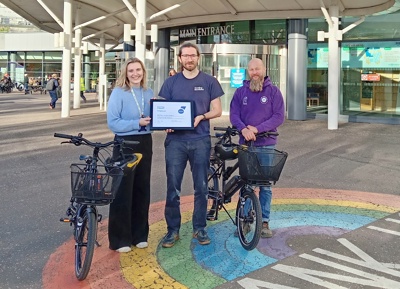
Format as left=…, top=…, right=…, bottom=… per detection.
left=180, top=25, right=235, bottom=38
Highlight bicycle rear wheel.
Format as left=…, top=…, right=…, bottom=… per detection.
left=236, top=188, right=262, bottom=251
left=207, top=166, right=220, bottom=221
left=75, top=207, right=97, bottom=280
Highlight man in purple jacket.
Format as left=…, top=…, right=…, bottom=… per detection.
left=230, top=58, right=285, bottom=238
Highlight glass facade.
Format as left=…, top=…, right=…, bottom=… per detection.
left=252, top=20, right=286, bottom=45
left=176, top=20, right=286, bottom=45
left=0, top=50, right=118, bottom=91
left=1, top=13, right=399, bottom=122
left=173, top=20, right=286, bottom=114
left=308, top=12, right=400, bottom=119
left=342, top=41, right=400, bottom=117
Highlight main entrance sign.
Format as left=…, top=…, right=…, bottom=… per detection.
left=180, top=25, right=235, bottom=38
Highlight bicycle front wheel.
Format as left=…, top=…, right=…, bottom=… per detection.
left=236, top=188, right=262, bottom=251
left=75, top=207, right=97, bottom=281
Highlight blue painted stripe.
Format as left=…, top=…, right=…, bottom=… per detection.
left=271, top=211, right=376, bottom=230
left=192, top=211, right=377, bottom=281
left=193, top=221, right=276, bottom=281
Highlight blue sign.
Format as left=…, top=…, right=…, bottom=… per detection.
left=230, top=68, right=245, bottom=88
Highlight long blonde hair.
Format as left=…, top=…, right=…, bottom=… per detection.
left=116, top=57, right=147, bottom=90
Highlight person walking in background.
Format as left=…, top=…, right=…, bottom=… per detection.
left=107, top=57, right=153, bottom=253
left=24, top=74, right=29, bottom=95
left=46, top=74, right=59, bottom=109
left=1, top=73, right=11, bottom=84
left=158, top=42, right=224, bottom=248
left=56, top=77, right=62, bottom=99
left=168, top=68, right=177, bottom=76
left=230, top=58, right=285, bottom=238
left=80, top=77, right=87, bottom=103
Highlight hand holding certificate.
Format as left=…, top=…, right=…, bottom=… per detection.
left=150, top=99, right=195, bottom=130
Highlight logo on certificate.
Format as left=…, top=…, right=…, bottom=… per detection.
left=178, top=106, right=186, bottom=114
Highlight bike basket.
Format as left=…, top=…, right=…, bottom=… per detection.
left=70, top=164, right=124, bottom=203
left=238, top=148, right=288, bottom=183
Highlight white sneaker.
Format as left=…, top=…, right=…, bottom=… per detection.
left=116, top=246, right=131, bottom=253
left=135, top=242, right=148, bottom=249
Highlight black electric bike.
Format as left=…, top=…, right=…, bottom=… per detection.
left=55, top=133, right=141, bottom=280
left=207, top=127, right=288, bottom=250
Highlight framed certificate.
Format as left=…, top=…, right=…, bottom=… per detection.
left=150, top=99, right=195, bottom=130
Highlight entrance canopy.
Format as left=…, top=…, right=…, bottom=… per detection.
left=1, top=0, right=397, bottom=46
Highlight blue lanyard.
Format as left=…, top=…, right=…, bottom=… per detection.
left=131, top=87, right=144, bottom=117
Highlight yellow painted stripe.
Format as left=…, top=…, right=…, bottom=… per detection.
left=120, top=210, right=193, bottom=288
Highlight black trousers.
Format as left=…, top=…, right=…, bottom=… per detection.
left=108, top=134, right=152, bottom=250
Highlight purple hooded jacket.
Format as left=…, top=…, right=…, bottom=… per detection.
left=230, top=76, right=285, bottom=146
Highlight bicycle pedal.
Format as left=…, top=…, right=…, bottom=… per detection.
left=97, top=214, right=103, bottom=222
left=60, top=217, right=72, bottom=223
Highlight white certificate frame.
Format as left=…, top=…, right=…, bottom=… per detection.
left=150, top=99, right=195, bottom=130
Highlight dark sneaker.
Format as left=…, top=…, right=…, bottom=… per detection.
left=161, top=231, right=179, bottom=248
left=193, top=229, right=211, bottom=245
left=261, top=222, right=273, bottom=238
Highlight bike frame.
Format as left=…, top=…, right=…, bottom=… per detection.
left=208, top=157, right=245, bottom=224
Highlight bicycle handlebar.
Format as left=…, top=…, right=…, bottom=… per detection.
left=213, top=126, right=279, bottom=137
left=54, top=133, right=139, bottom=148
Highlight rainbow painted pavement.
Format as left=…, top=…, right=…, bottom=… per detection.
left=43, top=188, right=400, bottom=288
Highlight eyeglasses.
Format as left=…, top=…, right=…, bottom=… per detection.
left=180, top=54, right=198, bottom=59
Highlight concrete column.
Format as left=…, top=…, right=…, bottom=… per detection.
left=279, top=46, right=287, bottom=111
left=61, top=0, right=72, bottom=118
left=99, top=35, right=106, bottom=110
left=9, top=52, right=16, bottom=82
left=154, top=28, right=170, bottom=96
left=135, top=0, right=146, bottom=62
left=84, top=55, right=90, bottom=91
left=73, top=27, right=82, bottom=109
left=286, top=19, right=308, bottom=120
left=327, top=5, right=340, bottom=130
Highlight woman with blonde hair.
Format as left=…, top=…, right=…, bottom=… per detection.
left=107, top=57, right=153, bottom=252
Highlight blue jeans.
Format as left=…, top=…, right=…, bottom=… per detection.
left=164, top=136, right=211, bottom=233
left=249, top=145, right=275, bottom=222
left=49, top=90, right=58, bottom=108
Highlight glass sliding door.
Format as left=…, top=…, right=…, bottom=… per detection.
left=216, top=54, right=251, bottom=112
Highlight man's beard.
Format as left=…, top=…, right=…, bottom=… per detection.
left=182, top=62, right=196, bottom=72
left=249, top=78, right=264, bottom=92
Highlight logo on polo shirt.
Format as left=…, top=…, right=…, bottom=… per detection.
left=260, top=96, right=268, bottom=104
